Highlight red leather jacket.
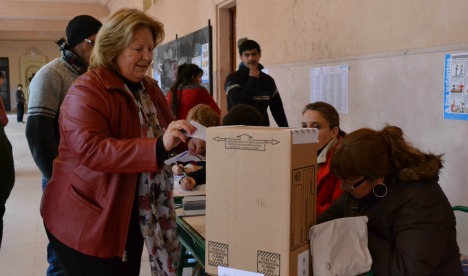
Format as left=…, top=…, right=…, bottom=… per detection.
left=41, top=67, right=175, bottom=258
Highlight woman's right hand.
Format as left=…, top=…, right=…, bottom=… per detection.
left=180, top=177, right=196, bottom=190
left=163, top=120, right=195, bottom=151
left=172, top=164, right=183, bottom=175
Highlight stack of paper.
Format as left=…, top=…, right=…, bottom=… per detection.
left=182, top=195, right=206, bottom=216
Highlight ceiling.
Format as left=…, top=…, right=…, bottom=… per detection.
left=0, top=0, right=111, bottom=41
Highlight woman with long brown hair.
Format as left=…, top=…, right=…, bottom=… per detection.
left=166, top=63, right=220, bottom=120
left=317, top=125, right=463, bottom=275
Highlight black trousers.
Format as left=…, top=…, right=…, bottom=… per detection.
left=16, top=103, right=24, bottom=122
left=0, top=124, right=15, bottom=248
left=45, top=192, right=144, bottom=276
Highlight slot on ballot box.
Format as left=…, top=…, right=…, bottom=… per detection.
left=205, top=126, right=318, bottom=276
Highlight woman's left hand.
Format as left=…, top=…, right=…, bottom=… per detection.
left=163, top=120, right=195, bottom=151
left=188, top=138, right=206, bottom=156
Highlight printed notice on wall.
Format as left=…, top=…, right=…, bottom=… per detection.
left=444, top=53, right=468, bottom=120
left=201, top=43, right=210, bottom=83
left=310, top=65, right=349, bottom=114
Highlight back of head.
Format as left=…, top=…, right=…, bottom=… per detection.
left=66, top=15, right=102, bottom=49
left=330, top=125, right=439, bottom=182
left=238, top=39, right=261, bottom=55
left=90, top=8, right=164, bottom=71
left=222, top=104, right=263, bottom=126
left=169, top=63, right=204, bottom=118
left=187, top=104, right=220, bottom=127
left=303, top=101, right=345, bottom=137
left=171, top=64, right=203, bottom=91
left=0, top=72, right=4, bottom=79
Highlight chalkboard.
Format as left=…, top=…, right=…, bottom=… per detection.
left=153, top=25, right=212, bottom=96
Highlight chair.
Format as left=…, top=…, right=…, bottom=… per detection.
left=453, top=206, right=468, bottom=256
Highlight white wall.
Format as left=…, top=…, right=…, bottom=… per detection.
left=146, top=0, right=468, bottom=205
left=267, top=45, right=468, bottom=205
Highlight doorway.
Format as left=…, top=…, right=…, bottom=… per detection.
left=216, top=0, right=236, bottom=115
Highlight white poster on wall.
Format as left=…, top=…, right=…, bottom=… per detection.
left=310, top=65, right=349, bottom=113
left=443, top=53, right=468, bottom=120
left=201, top=43, right=210, bottom=83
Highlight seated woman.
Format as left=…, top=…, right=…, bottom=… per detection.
left=317, top=125, right=463, bottom=275
left=302, top=102, right=346, bottom=215
left=166, top=64, right=221, bottom=120
left=173, top=104, right=220, bottom=190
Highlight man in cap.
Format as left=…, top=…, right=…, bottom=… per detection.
left=25, top=15, right=102, bottom=276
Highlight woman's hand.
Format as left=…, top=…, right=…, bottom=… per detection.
left=188, top=138, right=206, bottom=156
left=172, top=164, right=184, bottom=175
left=180, top=177, right=197, bottom=190
left=163, top=120, right=195, bottom=151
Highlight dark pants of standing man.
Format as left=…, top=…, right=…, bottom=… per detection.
left=0, top=124, right=15, bottom=247
left=17, top=103, right=24, bottom=123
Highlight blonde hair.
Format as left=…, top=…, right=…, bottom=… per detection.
left=89, top=8, right=164, bottom=71
left=186, top=104, right=220, bottom=127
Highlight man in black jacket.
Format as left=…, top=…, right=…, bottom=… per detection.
left=225, top=39, right=288, bottom=127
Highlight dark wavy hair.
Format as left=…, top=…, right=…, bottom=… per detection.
left=238, top=39, right=261, bottom=55
left=169, top=63, right=203, bottom=118
left=222, top=104, right=263, bottom=126
left=330, top=125, right=441, bottom=182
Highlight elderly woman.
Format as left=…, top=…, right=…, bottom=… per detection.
left=41, top=9, right=201, bottom=275
left=317, top=125, right=463, bottom=275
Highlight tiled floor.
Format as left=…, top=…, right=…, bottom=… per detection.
left=0, top=113, right=157, bottom=275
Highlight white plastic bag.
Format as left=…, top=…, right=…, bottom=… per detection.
left=309, top=216, right=372, bottom=276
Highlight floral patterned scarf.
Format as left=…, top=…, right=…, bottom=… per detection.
left=125, top=82, right=180, bottom=275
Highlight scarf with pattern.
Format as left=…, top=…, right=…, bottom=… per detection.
left=56, top=38, right=88, bottom=75
left=124, top=81, right=180, bottom=276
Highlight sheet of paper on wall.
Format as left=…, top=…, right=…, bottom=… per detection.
left=218, top=267, right=264, bottom=276
left=164, top=150, right=205, bottom=165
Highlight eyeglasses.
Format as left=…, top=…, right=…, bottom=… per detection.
left=341, top=176, right=369, bottom=191
left=83, top=38, right=94, bottom=46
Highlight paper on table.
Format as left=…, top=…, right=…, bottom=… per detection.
left=218, top=267, right=264, bottom=276
left=164, top=150, right=205, bottom=165
left=173, top=180, right=206, bottom=197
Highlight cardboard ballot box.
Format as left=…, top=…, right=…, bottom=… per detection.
left=205, top=126, right=318, bottom=276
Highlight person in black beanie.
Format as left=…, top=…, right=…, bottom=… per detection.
left=25, top=14, right=102, bottom=276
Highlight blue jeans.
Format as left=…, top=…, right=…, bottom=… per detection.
left=42, top=177, right=66, bottom=276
